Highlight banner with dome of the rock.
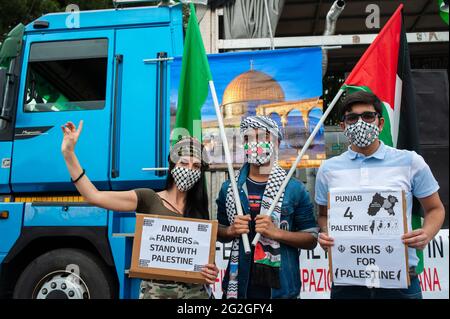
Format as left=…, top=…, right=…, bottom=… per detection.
left=170, top=48, right=324, bottom=169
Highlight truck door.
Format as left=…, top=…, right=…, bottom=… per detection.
left=0, top=24, right=24, bottom=194
left=111, top=27, right=176, bottom=190
left=11, top=31, right=114, bottom=192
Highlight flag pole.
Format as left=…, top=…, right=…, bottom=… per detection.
left=209, top=80, right=252, bottom=254
left=252, top=88, right=345, bottom=246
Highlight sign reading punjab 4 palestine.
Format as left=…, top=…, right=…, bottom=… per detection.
left=138, top=217, right=212, bottom=272
left=328, top=188, right=409, bottom=289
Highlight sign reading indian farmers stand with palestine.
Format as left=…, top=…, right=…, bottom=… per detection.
left=328, top=188, right=410, bottom=289
left=130, top=214, right=218, bottom=284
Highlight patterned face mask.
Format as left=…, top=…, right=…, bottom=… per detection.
left=244, top=141, right=274, bottom=166
left=344, top=119, right=380, bottom=148
left=171, top=167, right=201, bottom=192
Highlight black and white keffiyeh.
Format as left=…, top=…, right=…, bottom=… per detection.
left=225, top=163, right=287, bottom=299
left=240, top=116, right=284, bottom=141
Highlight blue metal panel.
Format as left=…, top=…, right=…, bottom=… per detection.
left=108, top=211, right=134, bottom=298
left=11, top=30, right=114, bottom=193
left=108, top=235, right=128, bottom=299
left=129, top=278, right=142, bottom=299
left=108, top=211, right=145, bottom=299
left=0, top=203, right=24, bottom=264
left=23, top=204, right=108, bottom=227
left=0, top=142, right=12, bottom=193
left=111, top=211, right=137, bottom=234
left=25, top=6, right=179, bottom=34
left=110, top=26, right=177, bottom=190
left=169, top=7, right=184, bottom=57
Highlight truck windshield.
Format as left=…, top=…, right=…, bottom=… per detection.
left=24, top=38, right=108, bottom=112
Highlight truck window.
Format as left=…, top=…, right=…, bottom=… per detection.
left=23, top=38, right=108, bottom=112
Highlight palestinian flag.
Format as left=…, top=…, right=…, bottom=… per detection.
left=342, top=4, right=425, bottom=273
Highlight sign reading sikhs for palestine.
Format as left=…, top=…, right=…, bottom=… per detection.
left=212, top=230, right=449, bottom=299
left=328, top=188, right=409, bottom=289
left=130, top=214, right=218, bottom=284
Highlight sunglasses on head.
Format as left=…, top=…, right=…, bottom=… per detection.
left=342, top=111, right=380, bottom=125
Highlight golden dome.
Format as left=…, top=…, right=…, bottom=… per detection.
left=222, top=70, right=285, bottom=106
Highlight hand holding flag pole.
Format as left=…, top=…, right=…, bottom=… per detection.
left=178, top=3, right=251, bottom=254
left=252, top=4, right=406, bottom=246
left=251, top=89, right=344, bottom=246
left=210, top=81, right=252, bottom=254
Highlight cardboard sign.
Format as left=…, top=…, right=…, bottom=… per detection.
left=212, top=229, right=449, bottom=299
left=129, top=214, right=218, bottom=284
left=328, top=188, right=409, bottom=289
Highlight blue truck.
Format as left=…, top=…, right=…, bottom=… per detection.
left=0, top=3, right=183, bottom=299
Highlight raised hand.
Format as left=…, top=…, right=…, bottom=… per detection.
left=61, top=120, right=83, bottom=154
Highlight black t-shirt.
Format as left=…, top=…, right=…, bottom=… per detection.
left=246, top=177, right=271, bottom=299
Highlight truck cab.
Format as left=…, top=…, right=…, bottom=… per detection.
left=0, top=3, right=183, bottom=299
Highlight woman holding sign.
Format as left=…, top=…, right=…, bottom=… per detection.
left=61, top=120, right=219, bottom=299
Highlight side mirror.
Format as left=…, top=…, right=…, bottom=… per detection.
left=0, top=24, right=24, bottom=67
left=0, top=67, right=6, bottom=109
left=0, top=67, right=7, bottom=130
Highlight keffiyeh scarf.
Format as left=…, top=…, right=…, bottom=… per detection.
left=225, top=164, right=286, bottom=299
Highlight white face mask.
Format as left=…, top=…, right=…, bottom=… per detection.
left=171, top=167, right=201, bottom=192
left=244, top=141, right=274, bottom=166
left=344, top=119, right=380, bottom=148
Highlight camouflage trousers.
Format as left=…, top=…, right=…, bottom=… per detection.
left=139, top=280, right=210, bottom=299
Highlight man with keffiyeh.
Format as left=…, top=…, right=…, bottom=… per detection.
left=216, top=115, right=319, bottom=299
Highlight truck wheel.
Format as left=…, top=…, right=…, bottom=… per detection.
left=13, top=248, right=114, bottom=299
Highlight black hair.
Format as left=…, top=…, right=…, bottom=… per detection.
left=339, top=91, right=383, bottom=121
left=165, top=137, right=210, bottom=220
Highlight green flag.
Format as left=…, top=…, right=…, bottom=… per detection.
left=439, top=0, right=449, bottom=25
left=174, top=3, right=212, bottom=143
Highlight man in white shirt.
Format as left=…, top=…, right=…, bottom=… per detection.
left=316, top=91, right=445, bottom=299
